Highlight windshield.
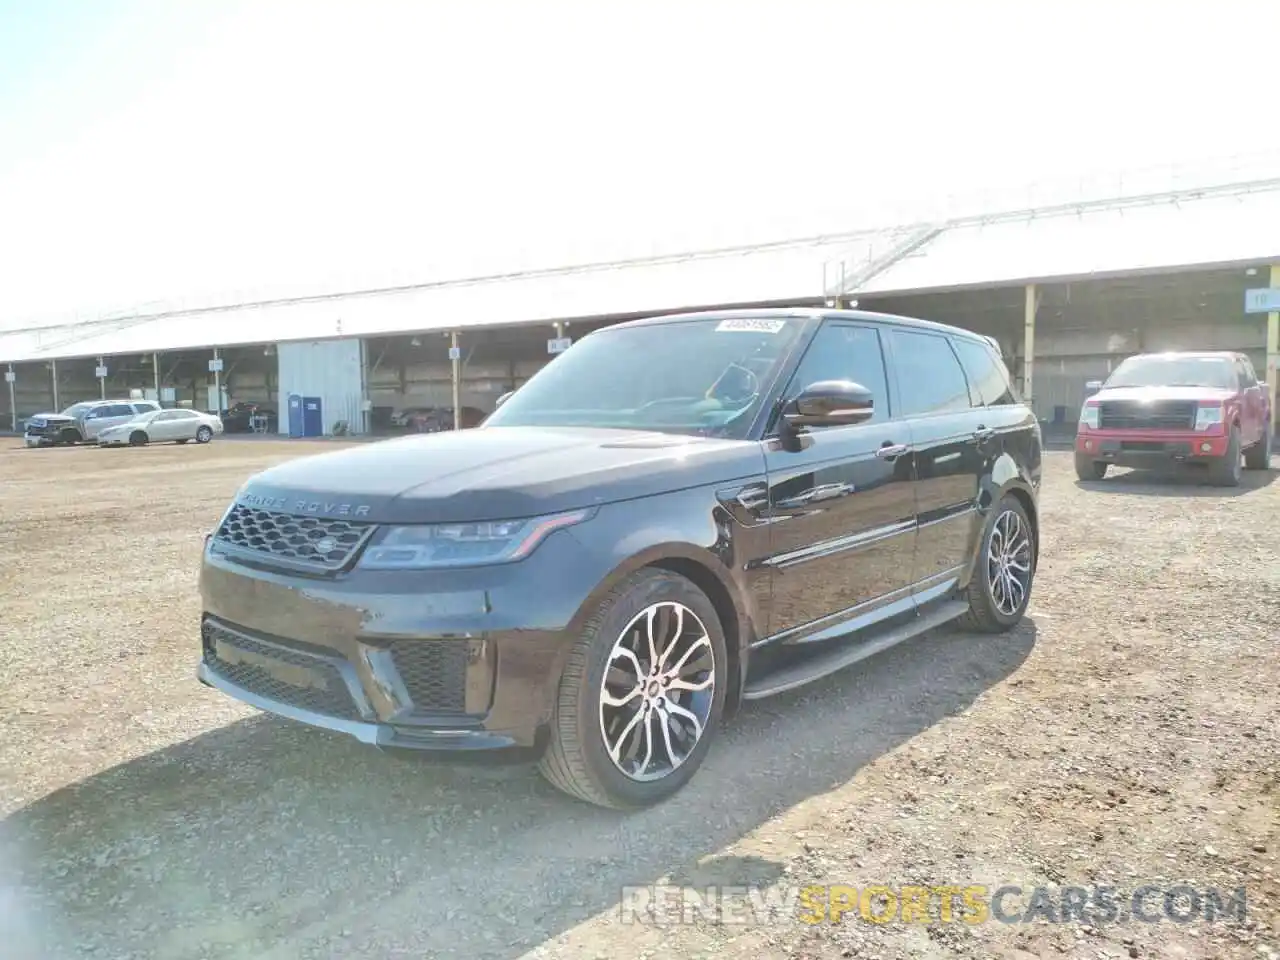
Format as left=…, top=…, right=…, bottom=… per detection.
left=1106, top=355, right=1236, bottom=390
left=483, top=316, right=806, bottom=438
left=60, top=402, right=94, bottom=417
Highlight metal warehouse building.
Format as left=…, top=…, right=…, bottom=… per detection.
left=2, top=173, right=1279, bottom=436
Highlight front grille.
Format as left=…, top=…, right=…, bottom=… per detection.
left=1098, top=400, right=1197, bottom=431
left=214, top=504, right=375, bottom=570
left=388, top=640, right=470, bottom=714
left=202, top=620, right=359, bottom=720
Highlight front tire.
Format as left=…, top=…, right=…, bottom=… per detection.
left=1244, top=421, right=1272, bottom=471
left=958, top=495, right=1035, bottom=634
left=1209, top=426, right=1242, bottom=486
left=1074, top=454, right=1107, bottom=481
left=538, top=569, right=728, bottom=809
left=59, top=428, right=80, bottom=445
left=128, top=430, right=148, bottom=446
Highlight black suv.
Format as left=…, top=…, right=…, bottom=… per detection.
left=199, top=308, right=1041, bottom=808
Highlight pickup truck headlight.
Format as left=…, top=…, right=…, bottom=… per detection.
left=1079, top=403, right=1099, bottom=429
left=357, top=508, right=594, bottom=570
left=1194, top=405, right=1224, bottom=431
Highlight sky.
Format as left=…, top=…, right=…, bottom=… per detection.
left=1, top=0, right=1279, bottom=331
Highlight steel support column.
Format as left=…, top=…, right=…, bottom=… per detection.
left=1268, top=264, right=1280, bottom=414
left=1023, top=284, right=1037, bottom=409
left=6, top=363, right=15, bottom=433
left=153, top=352, right=161, bottom=400
left=98, top=356, right=106, bottom=399
left=213, top=347, right=223, bottom=417
left=450, top=331, right=462, bottom=430
left=50, top=359, right=59, bottom=411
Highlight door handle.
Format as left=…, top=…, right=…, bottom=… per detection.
left=875, top=442, right=910, bottom=460
left=974, top=425, right=996, bottom=442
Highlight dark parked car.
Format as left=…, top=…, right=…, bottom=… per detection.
left=221, top=402, right=277, bottom=434
left=199, top=308, right=1042, bottom=808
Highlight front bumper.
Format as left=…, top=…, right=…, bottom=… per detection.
left=198, top=530, right=599, bottom=757
left=1076, top=429, right=1228, bottom=466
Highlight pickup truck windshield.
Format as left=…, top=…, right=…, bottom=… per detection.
left=1106, top=356, right=1236, bottom=390
left=483, top=317, right=805, bottom=439
left=60, top=403, right=94, bottom=417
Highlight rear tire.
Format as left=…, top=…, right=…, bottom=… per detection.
left=538, top=569, right=727, bottom=809
left=1209, top=426, right=1242, bottom=486
left=1244, top=421, right=1272, bottom=471
left=1074, top=454, right=1107, bottom=481
left=195, top=426, right=213, bottom=444
left=128, top=430, right=148, bottom=446
left=958, top=494, right=1035, bottom=634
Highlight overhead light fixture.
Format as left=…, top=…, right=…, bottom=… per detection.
left=410, top=337, right=422, bottom=347
left=1246, top=267, right=1259, bottom=276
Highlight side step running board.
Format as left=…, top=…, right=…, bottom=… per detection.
left=742, top=600, right=968, bottom=701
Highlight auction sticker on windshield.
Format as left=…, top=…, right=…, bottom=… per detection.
left=716, top=318, right=788, bottom=334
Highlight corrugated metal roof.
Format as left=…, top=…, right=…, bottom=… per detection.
left=4, top=181, right=1280, bottom=364
left=0, top=228, right=911, bottom=362
left=858, top=186, right=1280, bottom=296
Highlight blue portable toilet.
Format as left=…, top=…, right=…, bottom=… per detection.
left=287, top=394, right=304, bottom=438
left=302, top=397, right=323, bottom=437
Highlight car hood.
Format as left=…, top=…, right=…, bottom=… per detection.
left=26, top=412, right=74, bottom=423
left=1093, top=386, right=1235, bottom=403
left=235, top=426, right=766, bottom=523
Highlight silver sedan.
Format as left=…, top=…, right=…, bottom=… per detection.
left=97, top=409, right=225, bottom=446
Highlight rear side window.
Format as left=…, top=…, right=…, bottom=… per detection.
left=952, top=338, right=1017, bottom=406
left=888, top=330, right=972, bottom=416
left=784, top=322, right=890, bottom=423
left=105, top=404, right=134, bottom=417
left=132, top=402, right=159, bottom=414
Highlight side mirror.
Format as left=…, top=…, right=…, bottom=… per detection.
left=782, top=380, right=874, bottom=430
left=1084, top=380, right=1103, bottom=397
left=495, top=391, right=514, bottom=409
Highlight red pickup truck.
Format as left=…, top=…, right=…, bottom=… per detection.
left=1075, top=351, right=1273, bottom=486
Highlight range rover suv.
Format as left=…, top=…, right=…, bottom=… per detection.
left=199, top=308, right=1042, bottom=809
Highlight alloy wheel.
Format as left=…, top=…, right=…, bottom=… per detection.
left=986, top=508, right=1033, bottom=617
left=598, top=601, right=716, bottom=782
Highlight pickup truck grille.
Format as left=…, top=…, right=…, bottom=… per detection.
left=1098, top=400, right=1197, bottom=431
left=214, top=504, right=375, bottom=570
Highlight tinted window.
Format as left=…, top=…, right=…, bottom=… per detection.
left=170, top=409, right=198, bottom=419
left=952, top=338, right=1016, bottom=406
left=132, top=402, right=159, bottom=414
left=889, top=330, right=972, bottom=416
left=783, top=322, right=889, bottom=424
left=102, top=404, right=134, bottom=418
left=484, top=316, right=807, bottom=439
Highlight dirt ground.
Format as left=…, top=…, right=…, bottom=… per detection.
left=0, top=437, right=1276, bottom=960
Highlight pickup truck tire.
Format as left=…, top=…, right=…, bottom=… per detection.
left=538, top=569, right=727, bottom=809
left=1074, top=454, right=1107, bottom=481
left=958, top=494, right=1036, bottom=634
left=1244, top=422, right=1273, bottom=471
left=1209, top=426, right=1243, bottom=487
left=59, top=428, right=80, bottom=445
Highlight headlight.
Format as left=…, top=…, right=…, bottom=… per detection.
left=1194, top=405, right=1224, bottom=431
left=357, top=508, right=594, bottom=570
left=1079, top=403, right=1099, bottom=429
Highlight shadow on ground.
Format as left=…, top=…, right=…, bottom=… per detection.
left=1075, top=464, right=1277, bottom=497
left=0, top=621, right=1037, bottom=959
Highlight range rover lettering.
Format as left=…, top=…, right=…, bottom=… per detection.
left=199, top=308, right=1042, bottom=809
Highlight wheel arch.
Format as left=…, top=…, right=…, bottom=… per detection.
left=551, top=541, right=752, bottom=722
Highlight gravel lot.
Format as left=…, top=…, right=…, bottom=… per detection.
left=0, top=437, right=1276, bottom=960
